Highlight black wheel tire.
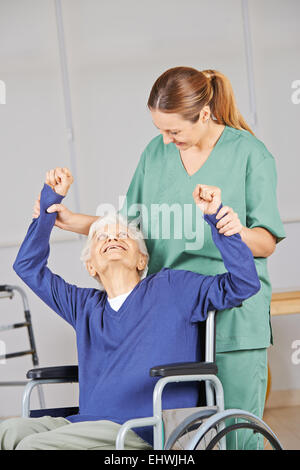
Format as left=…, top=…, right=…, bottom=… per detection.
left=204, top=421, right=283, bottom=450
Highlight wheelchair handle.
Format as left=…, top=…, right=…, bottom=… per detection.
left=0, top=285, right=11, bottom=292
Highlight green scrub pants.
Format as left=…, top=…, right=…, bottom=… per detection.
left=215, top=348, right=268, bottom=450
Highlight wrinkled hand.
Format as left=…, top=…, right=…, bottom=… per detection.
left=193, top=184, right=222, bottom=215
left=45, top=167, right=74, bottom=196
left=32, top=167, right=75, bottom=229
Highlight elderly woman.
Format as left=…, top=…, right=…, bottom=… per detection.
left=0, top=169, right=260, bottom=450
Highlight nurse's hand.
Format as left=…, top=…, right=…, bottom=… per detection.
left=193, top=184, right=222, bottom=215
left=215, top=206, right=243, bottom=237
left=32, top=194, right=76, bottom=230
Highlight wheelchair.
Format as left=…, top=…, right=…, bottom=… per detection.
left=21, top=310, right=283, bottom=450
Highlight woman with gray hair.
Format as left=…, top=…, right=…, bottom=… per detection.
left=80, top=212, right=149, bottom=294
left=2, top=168, right=260, bottom=450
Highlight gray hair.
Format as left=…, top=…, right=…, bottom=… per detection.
left=80, top=212, right=149, bottom=290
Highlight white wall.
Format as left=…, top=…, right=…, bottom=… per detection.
left=0, top=0, right=299, bottom=417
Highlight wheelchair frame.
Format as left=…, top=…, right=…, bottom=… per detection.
left=21, top=310, right=282, bottom=450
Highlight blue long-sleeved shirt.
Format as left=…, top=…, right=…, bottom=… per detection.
left=13, top=184, right=260, bottom=445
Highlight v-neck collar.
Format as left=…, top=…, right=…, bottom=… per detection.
left=103, top=280, right=142, bottom=320
left=174, top=125, right=227, bottom=179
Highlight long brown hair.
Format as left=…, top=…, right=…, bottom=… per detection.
left=147, top=66, right=254, bottom=135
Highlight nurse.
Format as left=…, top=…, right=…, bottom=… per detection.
left=38, top=67, right=286, bottom=449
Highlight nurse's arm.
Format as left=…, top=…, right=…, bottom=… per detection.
left=47, top=208, right=98, bottom=236
left=32, top=193, right=98, bottom=235
left=215, top=205, right=276, bottom=258
left=239, top=226, right=277, bottom=258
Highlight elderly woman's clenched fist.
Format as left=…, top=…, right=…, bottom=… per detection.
left=193, top=184, right=243, bottom=236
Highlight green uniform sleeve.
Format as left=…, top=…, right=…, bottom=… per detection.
left=246, top=155, right=286, bottom=243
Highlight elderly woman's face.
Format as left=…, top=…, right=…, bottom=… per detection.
left=88, top=223, right=146, bottom=277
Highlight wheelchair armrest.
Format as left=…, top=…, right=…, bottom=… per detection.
left=150, top=361, right=218, bottom=377
left=26, top=365, right=78, bottom=381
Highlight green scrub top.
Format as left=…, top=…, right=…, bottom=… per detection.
left=120, top=125, right=286, bottom=353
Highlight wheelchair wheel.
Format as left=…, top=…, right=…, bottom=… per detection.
left=164, top=408, right=218, bottom=450
left=185, top=410, right=283, bottom=450
left=205, top=422, right=283, bottom=450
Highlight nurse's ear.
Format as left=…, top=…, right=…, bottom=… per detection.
left=199, top=105, right=211, bottom=124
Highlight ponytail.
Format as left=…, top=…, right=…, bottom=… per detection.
left=148, top=67, right=254, bottom=136
left=202, top=69, right=254, bottom=135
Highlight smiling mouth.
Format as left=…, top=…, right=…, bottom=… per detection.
left=103, top=244, right=127, bottom=253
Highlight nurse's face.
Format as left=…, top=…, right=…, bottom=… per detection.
left=150, top=108, right=210, bottom=151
